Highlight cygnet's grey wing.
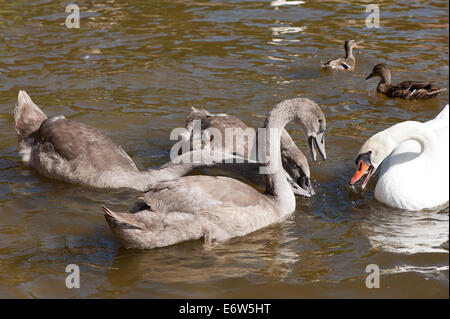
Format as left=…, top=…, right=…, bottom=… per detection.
left=185, top=108, right=254, bottom=158
left=34, top=118, right=138, bottom=171
left=143, top=175, right=274, bottom=214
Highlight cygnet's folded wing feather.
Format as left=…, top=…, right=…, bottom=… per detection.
left=143, top=175, right=276, bottom=214
left=34, top=118, right=137, bottom=171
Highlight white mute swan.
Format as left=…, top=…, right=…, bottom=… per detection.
left=13, top=90, right=255, bottom=191
left=182, top=106, right=326, bottom=197
left=102, top=98, right=327, bottom=249
left=350, top=105, right=449, bottom=211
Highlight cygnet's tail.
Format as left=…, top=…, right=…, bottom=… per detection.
left=14, top=90, right=47, bottom=141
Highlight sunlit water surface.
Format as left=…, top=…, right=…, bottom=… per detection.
left=0, top=0, right=448, bottom=298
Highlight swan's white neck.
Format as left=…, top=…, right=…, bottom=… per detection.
left=373, top=121, right=438, bottom=168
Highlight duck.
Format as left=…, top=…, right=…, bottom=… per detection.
left=102, top=98, right=327, bottom=249
left=320, top=40, right=358, bottom=71
left=13, top=90, right=253, bottom=191
left=365, top=63, right=447, bottom=100
left=349, top=105, right=449, bottom=211
left=181, top=105, right=326, bottom=197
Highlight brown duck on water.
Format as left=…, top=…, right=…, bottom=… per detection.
left=320, top=40, right=358, bottom=71
left=366, top=63, right=447, bottom=100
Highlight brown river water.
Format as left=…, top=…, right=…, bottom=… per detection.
left=0, top=0, right=448, bottom=298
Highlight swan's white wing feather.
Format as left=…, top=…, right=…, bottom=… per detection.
left=376, top=111, right=449, bottom=210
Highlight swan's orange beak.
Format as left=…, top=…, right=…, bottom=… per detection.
left=350, top=161, right=369, bottom=185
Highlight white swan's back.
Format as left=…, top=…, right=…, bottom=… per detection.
left=433, top=104, right=449, bottom=121
left=375, top=105, right=449, bottom=210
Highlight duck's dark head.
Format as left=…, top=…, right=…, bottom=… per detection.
left=366, top=63, right=391, bottom=82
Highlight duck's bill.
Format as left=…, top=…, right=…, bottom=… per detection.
left=349, top=160, right=374, bottom=189
left=365, top=73, right=374, bottom=80
left=308, top=133, right=326, bottom=161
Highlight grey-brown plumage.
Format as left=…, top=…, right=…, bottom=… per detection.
left=103, top=175, right=279, bottom=248
left=366, top=63, right=447, bottom=100
left=14, top=91, right=148, bottom=189
left=185, top=107, right=251, bottom=156
left=103, top=98, right=327, bottom=249
left=320, top=40, right=358, bottom=71
left=183, top=105, right=326, bottom=197
left=14, top=91, right=47, bottom=141
left=13, top=91, right=256, bottom=191
left=35, top=119, right=138, bottom=171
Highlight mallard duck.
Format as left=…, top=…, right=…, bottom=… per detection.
left=365, top=63, right=447, bottom=100
left=320, top=40, right=358, bottom=71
